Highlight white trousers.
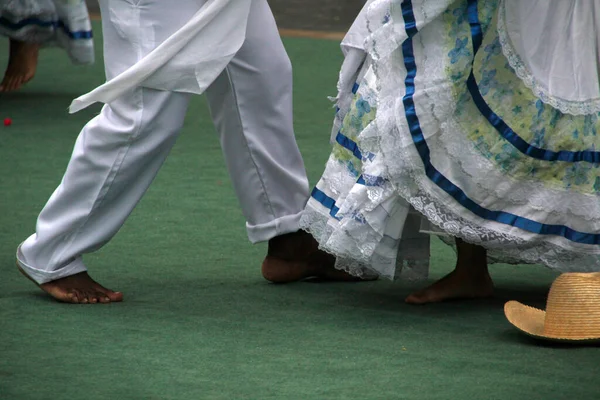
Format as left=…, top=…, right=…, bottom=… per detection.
left=18, top=0, right=310, bottom=284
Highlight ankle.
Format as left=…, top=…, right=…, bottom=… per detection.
left=266, top=230, right=317, bottom=261
left=454, top=260, right=490, bottom=278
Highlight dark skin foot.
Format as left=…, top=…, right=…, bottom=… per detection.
left=18, top=264, right=123, bottom=304
left=404, top=268, right=494, bottom=304
left=261, top=231, right=377, bottom=283
left=405, top=239, right=494, bottom=305
left=0, top=39, right=40, bottom=92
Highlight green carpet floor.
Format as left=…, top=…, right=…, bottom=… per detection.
left=0, top=25, right=598, bottom=400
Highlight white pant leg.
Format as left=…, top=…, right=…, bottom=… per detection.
left=206, top=0, right=310, bottom=243
left=18, top=0, right=204, bottom=284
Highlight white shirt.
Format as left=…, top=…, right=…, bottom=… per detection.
left=69, top=0, right=251, bottom=113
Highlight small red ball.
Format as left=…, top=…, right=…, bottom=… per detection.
left=4, top=118, right=11, bottom=126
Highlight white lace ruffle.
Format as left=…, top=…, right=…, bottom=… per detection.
left=435, top=116, right=600, bottom=232
left=300, top=140, right=430, bottom=281
left=301, top=201, right=430, bottom=281
left=497, top=0, right=600, bottom=116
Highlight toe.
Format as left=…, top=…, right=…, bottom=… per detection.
left=3, top=77, right=13, bottom=92
left=103, top=291, right=123, bottom=302
left=91, top=282, right=123, bottom=302
left=66, top=290, right=80, bottom=304
left=105, top=291, right=123, bottom=302
left=80, top=289, right=101, bottom=304
left=11, top=77, right=23, bottom=91
left=405, top=291, right=429, bottom=305
left=97, top=292, right=111, bottom=304
left=8, top=77, right=20, bottom=92
left=79, top=290, right=94, bottom=304
left=6, top=76, right=15, bottom=91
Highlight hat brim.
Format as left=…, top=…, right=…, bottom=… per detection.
left=504, top=301, right=600, bottom=343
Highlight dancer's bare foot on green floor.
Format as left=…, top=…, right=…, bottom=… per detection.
left=261, top=231, right=377, bottom=283
left=0, top=40, right=39, bottom=92
left=405, top=268, right=494, bottom=304
left=19, top=267, right=123, bottom=304
left=262, top=250, right=371, bottom=282
left=405, top=239, right=493, bottom=304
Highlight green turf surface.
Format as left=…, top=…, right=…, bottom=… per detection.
left=1, top=25, right=598, bottom=400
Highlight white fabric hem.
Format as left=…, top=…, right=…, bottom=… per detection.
left=246, top=211, right=303, bottom=244
left=17, top=245, right=87, bottom=285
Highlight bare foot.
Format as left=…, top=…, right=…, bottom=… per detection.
left=18, top=264, right=123, bottom=304
left=262, top=251, right=369, bottom=283
left=261, top=231, right=376, bottom=283
left=405, top=268, right=494, bottom=305
left=0, top=40, right=40, bottom=92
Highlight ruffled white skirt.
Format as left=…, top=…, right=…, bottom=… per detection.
left=301, top=0, right=600, bottom=280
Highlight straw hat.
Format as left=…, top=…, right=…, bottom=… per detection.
left=504, top=272, right=600, bottom=343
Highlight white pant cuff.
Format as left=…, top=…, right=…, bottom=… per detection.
left=17, top=245, right=88, bottom=285
left=246, top=211, right=303, bottom=244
